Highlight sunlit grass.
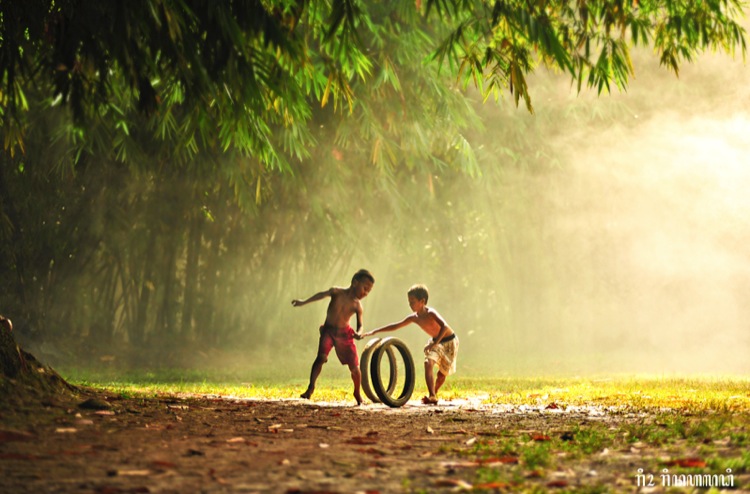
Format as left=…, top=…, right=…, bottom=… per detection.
left=446, top=375, right=750, bottom=412
left=62, top=368, right=750, bottom=413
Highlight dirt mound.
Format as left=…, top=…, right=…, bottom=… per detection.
left=0, top=318, right=79, bottom=415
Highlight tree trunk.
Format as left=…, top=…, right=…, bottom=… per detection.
left=156, top=235, right=178, bottom=337
left=133, top=231, right=156, bottom=346
left=196, top=232, right=220, bottom=347
left=0, top=154, right=30, bottom=320
left=181, top=213, right=202, bottom=337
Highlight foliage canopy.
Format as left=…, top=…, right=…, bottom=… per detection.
left=1, top=0, right=745, bottom=155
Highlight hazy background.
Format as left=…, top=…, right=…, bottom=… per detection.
left=12, top=46, right=748, bottom=383
left=275, top=50, right=750, bottom=380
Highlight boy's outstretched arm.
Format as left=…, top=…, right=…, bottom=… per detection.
left=291, top=288, right=332, bottom=307
left=361, top=315, right=416, bottom=337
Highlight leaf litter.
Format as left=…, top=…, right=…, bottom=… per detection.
left=0, top=391, right=749, bottom=493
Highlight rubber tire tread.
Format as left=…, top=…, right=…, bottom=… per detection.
left=370, top=337, right=415, bottom=408
left=360, top=338, right=397, bottom=403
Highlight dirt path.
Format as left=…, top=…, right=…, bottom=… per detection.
left=1, top=392, right=748, bottom=493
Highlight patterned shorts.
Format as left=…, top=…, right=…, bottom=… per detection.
left=424, top=335, right=459, bottom=376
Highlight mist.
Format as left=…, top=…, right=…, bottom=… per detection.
left=538, top=102, right=750, bottom=374
left=273, top=51, right=750, bottom=380
left=22, top=48, right=749, bottom=383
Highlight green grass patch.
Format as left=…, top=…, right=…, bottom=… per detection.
left=60, top=369, right=750, bottom=413
left=461, top=413, right=750, bottom=492
left=446, top=375, right=750, bottom=412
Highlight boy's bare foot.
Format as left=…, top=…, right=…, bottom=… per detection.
left=354, top=393, right=363, bottom=406
left=300, top=390, right=313, bottom=399
left=421, top=396, right=438, bottom=405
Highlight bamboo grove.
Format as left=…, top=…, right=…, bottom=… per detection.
left=0, top=0, right=745, bottom=368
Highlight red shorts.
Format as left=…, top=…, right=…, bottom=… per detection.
left=317, top=325, right=358, bottom=367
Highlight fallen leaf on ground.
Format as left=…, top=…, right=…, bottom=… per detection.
left=664, top=457, right=707, bottom=468
left=347, top=436, right=378, bottom=445
left=475, top=482, right=511, bottom=489
left=358, top=447, right=388, bottom=456
left=0, top=429, right=35, bottom=442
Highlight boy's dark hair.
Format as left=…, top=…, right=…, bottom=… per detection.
left=408, top=284, right=429, bottom=303
left=352, top=269, right=375, bottom=284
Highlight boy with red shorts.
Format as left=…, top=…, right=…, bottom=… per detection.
left=292, top=269, right=374, bottom=405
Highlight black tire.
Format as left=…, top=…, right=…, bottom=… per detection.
left=359, top=338, right=398, bottom=403
left=370, top=337, right=415, bottom=408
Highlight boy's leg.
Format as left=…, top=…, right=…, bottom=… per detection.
left=348, top=363, right=362, bottom=405
left=302, top=329, right=334, bottom=399
left=301, top=354, right=327, bottom=399
left=435, top=371, right=447, bottom=395
left=424, top=358, right=437, bottom=401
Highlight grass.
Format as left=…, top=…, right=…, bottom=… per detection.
left=61, top=368, right=750, bottom=412
left=459, top=410, right=750, bottom=492
left=447, top=375, right=750, bottom=412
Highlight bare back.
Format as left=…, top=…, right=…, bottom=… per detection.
left=324, top=287, right=362, bottom=329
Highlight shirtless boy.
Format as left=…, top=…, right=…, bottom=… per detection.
left=292, top=269, right=375, bottom=405
left=362, top=284, right=458, bottom=405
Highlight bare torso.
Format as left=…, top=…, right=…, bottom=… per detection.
left=413, top=308, right=454, bottom=339
left=324, top=287, right=362, bottom=328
